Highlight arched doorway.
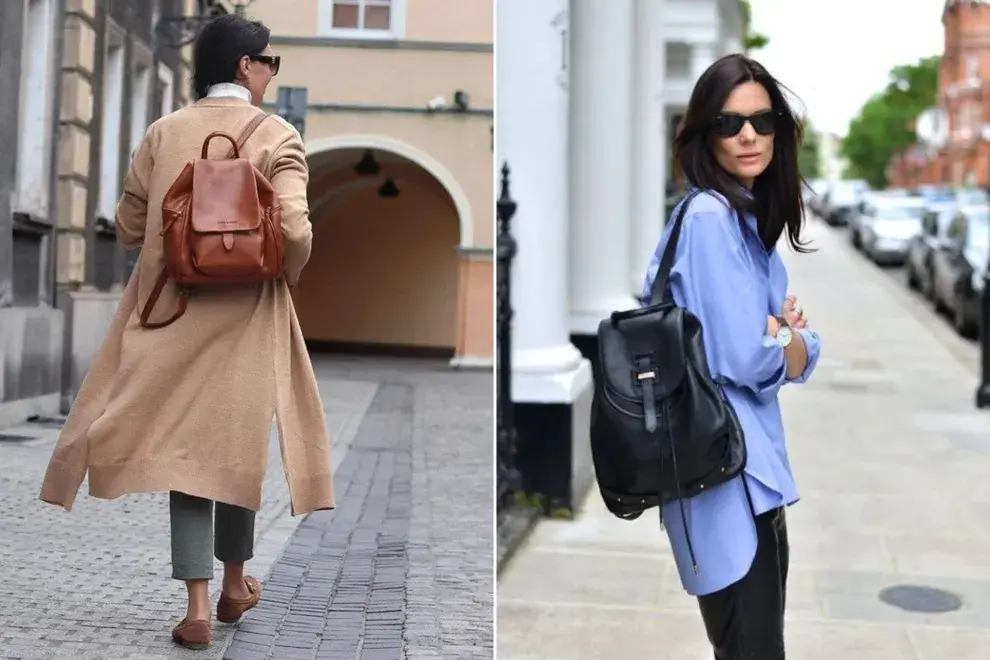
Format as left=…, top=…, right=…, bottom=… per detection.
left=294, top=137, right=472, bottom=357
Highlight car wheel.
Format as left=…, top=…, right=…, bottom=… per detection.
left=954, top=292, right=978, bottom=339
left=906, top=263, right=919, bottom=290
left=864, top=240, right=877, bottom=262
left=933, top=278, right=948, bottom=313
left=922, top=267, right=935, bottom=301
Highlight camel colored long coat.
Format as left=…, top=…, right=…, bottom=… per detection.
left=39, top=96, right=334, bottom=516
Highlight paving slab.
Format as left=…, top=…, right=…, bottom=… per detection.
left=0, top=355, right=494, bottom=659
left=496, top=217, right=990, bottom=660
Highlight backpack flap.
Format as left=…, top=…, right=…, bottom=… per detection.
left=190, top=158, right=263, bottom=236
left=597, top=307, right=688, bottom=420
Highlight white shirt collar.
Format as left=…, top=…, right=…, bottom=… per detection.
left=206, top=83, right=252, bottom=102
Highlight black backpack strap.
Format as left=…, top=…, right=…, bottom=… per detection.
left=648, top=189, right=701, bottom=306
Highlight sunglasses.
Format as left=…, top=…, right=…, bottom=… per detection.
left=710, top=110, right=780, bottom=137
left=248, top=54, right=280, bottom=76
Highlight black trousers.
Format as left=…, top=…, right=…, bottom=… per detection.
left=696, top=507, right=789, bottom=660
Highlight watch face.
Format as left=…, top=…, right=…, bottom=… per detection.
left=778, top=326, right=793, bottom=347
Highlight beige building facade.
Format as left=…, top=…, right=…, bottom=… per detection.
left=250, top=0, right=494, bottom=366
left=1, top=0, right=490, bottom=427
left=0, top=0, right=197, bottom=427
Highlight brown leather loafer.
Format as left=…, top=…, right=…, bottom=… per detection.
left=217, top=575, right=262, bottom=623
left=172, top=618, right=211, bottom=650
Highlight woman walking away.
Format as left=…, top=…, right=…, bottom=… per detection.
left=39, top=13, right=335, bottom=651
left=641, top=53, right=822, bottom=659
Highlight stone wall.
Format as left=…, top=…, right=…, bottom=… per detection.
left=0, top=306, right=64, bottom=428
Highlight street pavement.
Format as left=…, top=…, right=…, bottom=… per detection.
left=497, top=216, right=990, bottom=659
left=0, top=355, right=493, bottom=659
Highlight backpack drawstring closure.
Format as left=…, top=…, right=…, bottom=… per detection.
left=660, top=402, right=699, bottom=574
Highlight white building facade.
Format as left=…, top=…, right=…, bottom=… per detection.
left=496, top=0, right=744, bottom=514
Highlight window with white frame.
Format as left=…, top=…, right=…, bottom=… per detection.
left=968, top=53, right=980, bottom=81
left=98, top=32, right=125, bottom=222
left=157, top=62, right=175, bottom=117
left=129, top=61, right=151, bottom=159
left=16, top=0, right=56, bottom=219
left=321, top=0, right=404, bottom=38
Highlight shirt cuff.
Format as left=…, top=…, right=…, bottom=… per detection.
left=787, top=328, right=821, bottom=384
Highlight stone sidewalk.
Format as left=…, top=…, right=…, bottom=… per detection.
left=0, top=356, right=493, bottom=659
left=497, top=217, right=990, bottom=659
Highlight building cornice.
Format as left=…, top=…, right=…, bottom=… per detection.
left=269, top=35, right=492, bottom=53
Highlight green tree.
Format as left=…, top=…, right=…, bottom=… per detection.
left=739, top=1, right=769, bottom=51
left=841, top=56, right=940, bottom=189
left=798, top=118, right=821, bottom=179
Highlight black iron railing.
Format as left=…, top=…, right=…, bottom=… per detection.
left=979, top=174, right=990, bottom=409
left=496, top=162, right=522, bottom=511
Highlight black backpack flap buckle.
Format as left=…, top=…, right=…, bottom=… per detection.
left=597, top=306, right=687, bottom=404
left=633, top=357, right=659, bottom=433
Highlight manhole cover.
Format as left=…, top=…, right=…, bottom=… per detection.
left=0, top=433, right=37, bottom=443
left=879, top=585, right=963, bottom=613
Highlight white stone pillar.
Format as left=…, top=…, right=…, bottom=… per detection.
left=569, top=0, right=638, bottom=333
left=691, top=42, right=717, bottom=85
left=495, top=0, right=590, bottom=403
left=630, top=0, right=668, bottom=296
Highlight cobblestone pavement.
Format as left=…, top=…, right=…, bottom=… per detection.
left=0, top=356, right=494, bottom=660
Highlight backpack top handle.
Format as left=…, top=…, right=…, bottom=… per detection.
left=201, top=132, right=240, bottom=159
left=198, top=113, right=269, bottom=162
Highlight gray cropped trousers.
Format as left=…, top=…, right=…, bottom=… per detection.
left=169, top=491, right=256, bottom=581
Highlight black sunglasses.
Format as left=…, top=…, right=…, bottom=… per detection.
left=248, top=54, right=280, bottom=76
left=710, top=110, right=779, bottom=138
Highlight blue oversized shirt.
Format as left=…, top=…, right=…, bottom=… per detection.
left=641, top=189, right=822, bottom=596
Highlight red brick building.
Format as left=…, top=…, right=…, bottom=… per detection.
left=888, top=0, right=990, bottom=188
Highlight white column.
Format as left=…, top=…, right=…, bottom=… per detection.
left=496, top=0, right=590, bottom=403
left=569, top=0, right=638, bottom=333
left=691, top=42, right=717, bottom=85
left=630, top=0, right=668, bottom=296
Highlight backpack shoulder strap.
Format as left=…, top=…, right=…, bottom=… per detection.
left=139, top=268, right=188, bottom=329
left=648, top=188, right=701, bottom=306
left=224, top=113, right=269, bottom=159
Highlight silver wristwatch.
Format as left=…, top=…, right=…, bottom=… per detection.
left=774, top=316, right=793, bottom=348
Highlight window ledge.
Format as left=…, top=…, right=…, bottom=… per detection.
left=11, top=211, right=53, bottom=232
left=324, top=27, right=398, bottom=40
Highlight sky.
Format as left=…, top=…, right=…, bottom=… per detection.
left=748, top=0, right=946, bottom=137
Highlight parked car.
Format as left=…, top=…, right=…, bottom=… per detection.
left=803, top=178, right=829, bottom=216
left=821, top=179, right=868, bottom=226
left=858, top=197, right=927, bottom=265
left=930, top=205, right=990, bottom=338
left=849, top=190, right=911, bottom=250
left=953, top=188, right=990, bottom=207
left=911, top=184, right=954, bottom=203
left=905, top=201, right=959, bottom=299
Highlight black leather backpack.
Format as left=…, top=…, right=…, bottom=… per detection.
left=589, top=190, right=751, bottom=572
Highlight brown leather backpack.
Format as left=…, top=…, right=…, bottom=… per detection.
left=140, top=113, right=285, bottom=329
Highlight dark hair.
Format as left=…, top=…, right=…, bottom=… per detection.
left=192, top=13, right=271, bottom=100
left=674, top=54, right=811, bottom=253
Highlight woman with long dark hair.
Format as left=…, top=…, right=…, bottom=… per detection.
left=40, top=13, right=334, bottom=651
left=641, top=53, right=822, bottom=658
